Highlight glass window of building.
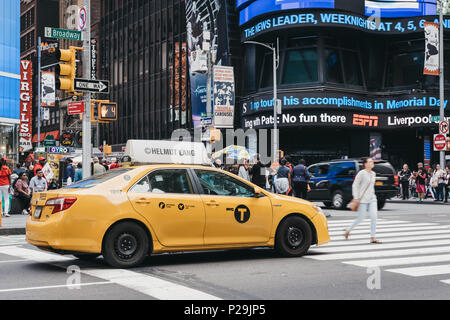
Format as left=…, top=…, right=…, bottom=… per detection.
left=325, top=48, right=343, bottom=84
left=260, top=53, right=273, bottom=88
left=342, top=50, right=363, bottom=86
left=282, top=49, right=318, bottom=84
left=323, top=36, right=364, bottom=87
left=386, top=40, right=424, bottom=87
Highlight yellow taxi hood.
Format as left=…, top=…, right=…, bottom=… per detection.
left=269, top=192, right=312, bottom=206
left=268, top=192, right=320, bottom=218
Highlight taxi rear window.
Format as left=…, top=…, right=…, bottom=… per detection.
left=64, top=169, right=133, bottom=189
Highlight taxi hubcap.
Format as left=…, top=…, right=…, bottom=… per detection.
left=115, top=233, right=138, bottom=259
left=333, top=194, right=343, bottom=207
left=287, top=227, right=303, bottom=248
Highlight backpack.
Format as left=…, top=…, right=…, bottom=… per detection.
left=430, top=175, right=438, bottom=188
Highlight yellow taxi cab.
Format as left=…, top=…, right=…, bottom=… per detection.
left=26, top=140, right=330, bottom=268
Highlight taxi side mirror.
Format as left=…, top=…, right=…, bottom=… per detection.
left=254, top=187, right=264, bottom=198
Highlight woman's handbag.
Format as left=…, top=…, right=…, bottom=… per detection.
left=349, top=176, right=372, bottom=212
left=349, top=199, right=360, bottom=212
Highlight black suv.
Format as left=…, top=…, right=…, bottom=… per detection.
left=307, top=159, right=399, bottom=210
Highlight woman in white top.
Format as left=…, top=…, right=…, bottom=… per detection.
left=238, top=160, right=251, bottom=182
left=345, top=157, right=381, bottom=244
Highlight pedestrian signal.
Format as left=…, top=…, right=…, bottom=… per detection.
left=99, top=103, right=118, bottom=121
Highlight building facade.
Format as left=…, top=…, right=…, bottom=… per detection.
left=0, top=1, right=20, bottom=160
left=20, top=0, right=60, bottom=151
left=96, top=0, right=449, bottom=169
left=98, top=0, right=191, bottom=147
left=238, top=0, right=450, bottom=169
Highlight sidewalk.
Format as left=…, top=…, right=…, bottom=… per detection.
left=388, top=196, right=450, bottom=205
left=0, top=214, right=28, bottom=235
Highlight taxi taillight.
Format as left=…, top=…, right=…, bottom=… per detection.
left=394, top=174, right=399, bottom=187
left=45, top=197, right=77, bottom=214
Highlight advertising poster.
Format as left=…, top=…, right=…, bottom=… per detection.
left=169, top=42, right=188, bottom=124
left=20, top=60, right=33, bottom=152
left=370, top=133, right=382, bottom=160
left=213, top=66, right=235, bottom=128
left=47, top=153, right=64, bottom=182
left=41, top=71, right=56, bottom=107
left=185, top=0, right=227, bottom=128
left=424, top=22, right=439, bottom=76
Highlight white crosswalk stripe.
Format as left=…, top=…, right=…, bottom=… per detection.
left=327, top=222, right=437, bottom=232
left=308, top=218, right=450, bottom=287
left=0, top=243, right=221, bottom=300
left=328, top=225, right=450, bottom=236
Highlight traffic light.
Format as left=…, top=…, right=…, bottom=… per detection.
left=55, top=46, right=83, bottom=93
left=104, top=144, right=112, bottom=155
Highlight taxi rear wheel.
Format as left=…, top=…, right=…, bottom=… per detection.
left=275, top=216, right=312, bottom=257
left=102, top=222, right=149, bottom=268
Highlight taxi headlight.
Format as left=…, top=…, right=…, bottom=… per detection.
left=312, top=204, right=327, bottom=217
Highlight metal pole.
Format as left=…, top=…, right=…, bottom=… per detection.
left=440, top=1, right=446, bottom=168
left=82, top=0, right=92, bottom=179
left=206, top=49, right=212, bottom=156
left=273, top=45, right=278, bottom=163
left=37, top=36, right=42, bottom=147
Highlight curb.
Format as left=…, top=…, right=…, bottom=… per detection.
left=0, top=228, right=26, bottom=236
left=388, top=199, right=450, bottom=206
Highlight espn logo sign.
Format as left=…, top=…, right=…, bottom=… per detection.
left=353, top=114, right=379, bottom=127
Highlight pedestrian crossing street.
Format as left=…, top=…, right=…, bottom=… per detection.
left=307, top=218, right=450, bottom=286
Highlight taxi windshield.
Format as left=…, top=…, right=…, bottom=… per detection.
left=64, top=168, right=133, bottom=189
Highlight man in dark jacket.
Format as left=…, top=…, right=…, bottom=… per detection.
left=293, top=159, right=311, bottom=199
left=63, top=158, right=75, bottom=184
left=249, top=155, right=270, bottom=189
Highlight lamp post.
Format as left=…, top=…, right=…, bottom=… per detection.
left=244, top=38, right=280, bottom=163
left=439, top=0, right=448, bottom=168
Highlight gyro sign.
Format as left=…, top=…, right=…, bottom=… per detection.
left=20, top=60, right=33, bottom=152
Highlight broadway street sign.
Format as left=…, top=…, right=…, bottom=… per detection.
left=45, top=27, right=82, bottom=41
left=74, top=78, right=110, bottom=94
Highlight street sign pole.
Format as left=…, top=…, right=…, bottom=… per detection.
left=82, top=0, right=92, bottom=179
left=37, top=36, right=42, bottom=147
left=439, top=2, right=446, bottom=168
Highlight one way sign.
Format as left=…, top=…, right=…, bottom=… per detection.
left=74, top=79, right=110, bottom=94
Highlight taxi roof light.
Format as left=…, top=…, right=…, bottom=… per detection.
left=124, top=140, right=211, bottom=166
left=45, top=197, right=77, bottom=214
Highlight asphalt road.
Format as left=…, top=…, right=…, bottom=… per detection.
left=1, top=201, right=450, bottom=303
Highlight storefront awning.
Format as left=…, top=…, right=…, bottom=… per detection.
left=32, top=130, right=60, bottom=143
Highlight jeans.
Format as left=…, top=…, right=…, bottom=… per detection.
left=346, top=201, right=378, bottom=238
left=0, top=185, right=10, bottom=215
left=437, top=183, right=446, bottom=201
left=401, top=181, right=409, bottom=199
left=293, top=181, right=308, bottom=200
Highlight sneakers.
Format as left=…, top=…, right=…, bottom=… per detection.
left=2, top=213, right=11, bottom=217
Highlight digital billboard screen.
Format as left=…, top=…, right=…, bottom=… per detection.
left=239, top=0, right=335, bottom=25
left=238, top=0, right=438, bottom=26
left=365, top=0, right=436, bottom=18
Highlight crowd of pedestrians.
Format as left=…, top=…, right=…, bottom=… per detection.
left=398, top=162, right=450, bottom=203
left=0, top=156, right=121, bottom=218
left=217, top=155, right=311, bottom=200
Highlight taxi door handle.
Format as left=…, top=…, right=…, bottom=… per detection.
left=136, top=199, right=151, bottom=205
left=206, top=200, right=219, bottom=207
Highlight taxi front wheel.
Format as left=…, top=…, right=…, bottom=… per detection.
left=275, top=216, right=312, bottom=257
left=102, top=222, right=149, bottom=268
